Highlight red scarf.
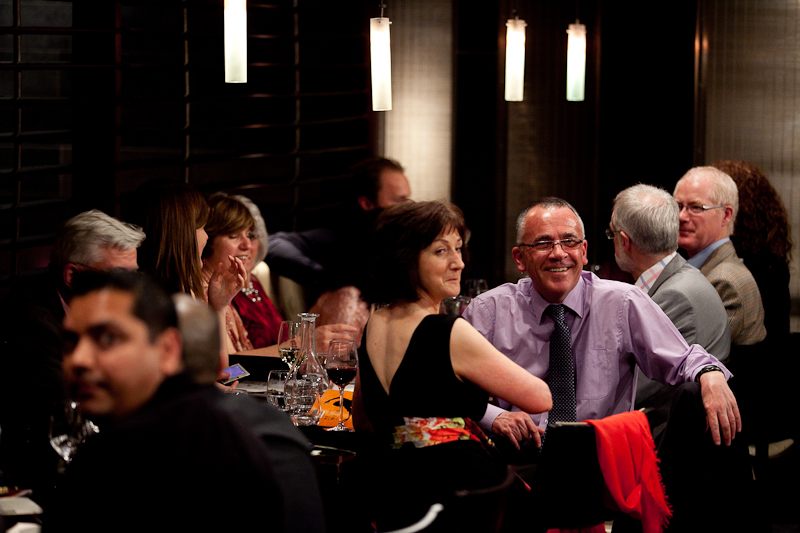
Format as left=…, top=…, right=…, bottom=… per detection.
left=589, top=411, right=672, bottom=533
left=547, top=411, right=671, bottom=533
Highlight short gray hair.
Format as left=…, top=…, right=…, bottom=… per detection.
left=232, top=195, right=268, bottom=264
left=50, top=210, right=146, bottom=270
left=516, top=197, right=585, bottom=243
left=612, top=184, right=678, bottom=255
left=675, top=166, right=739, bottom=234
left=173, top=293, right=221, bottom=384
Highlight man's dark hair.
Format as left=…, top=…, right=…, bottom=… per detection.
left=351, top=157, right=405, bottom=203
left=71, top=270, right=178, bottom=342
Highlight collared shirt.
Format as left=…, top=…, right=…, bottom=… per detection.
left=462, top=272, right=730, bottom=430
left=687, top=238, right=729, bottom=269
left=635, top=252, right=678, bottom=291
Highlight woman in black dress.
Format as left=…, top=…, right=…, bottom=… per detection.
left=353, top=200, right=552, bottom=531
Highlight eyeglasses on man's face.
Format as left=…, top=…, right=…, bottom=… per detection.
left=518, top=238, right=585, bottom=254
left=605, top=228, right=621, bottom=240
left=676, top=203, right=725, bottom=215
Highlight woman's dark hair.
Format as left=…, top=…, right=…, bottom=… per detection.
left=202, top=193, right=255, bottom=260
left=367, top=200, right=467, bottom=304
left=124, top=180, right=209, bottom=297
left=711, top=160, right=792, bottom=263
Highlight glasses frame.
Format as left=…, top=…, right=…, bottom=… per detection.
left=676, top=203, right=725, bottom=215
left=605, top=229, right=622, bottom=240
left=518, top=238, right=585, bottom=254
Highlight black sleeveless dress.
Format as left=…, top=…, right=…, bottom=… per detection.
left=359, top=314, right=506, bottom=531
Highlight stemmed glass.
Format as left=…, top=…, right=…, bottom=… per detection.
left=466, top=278, right=488, bottom=299
left=49, top=400, right=99, bottom=472
left=324, top=340, right=358, bottom=432
left=277, top=321, right=300, bottom=368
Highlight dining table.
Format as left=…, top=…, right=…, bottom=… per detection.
left=232, top=366, right=372, bottom=533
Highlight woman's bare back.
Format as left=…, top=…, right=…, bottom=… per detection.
left=363, top=304, right=432, bottom=395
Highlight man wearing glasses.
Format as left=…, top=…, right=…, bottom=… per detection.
left=673, top=167, right=765, bottom=346
left=610, top=184, right=731, bottom=438
left=462, top=197, right=739, bottom=450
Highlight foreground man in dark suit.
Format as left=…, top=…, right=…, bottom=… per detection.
left=47, top=271, right=313, bottom=532
left=173, top=293, right=325, bottom=533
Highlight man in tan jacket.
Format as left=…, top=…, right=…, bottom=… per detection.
left=673, top=166, right=766, bottom=346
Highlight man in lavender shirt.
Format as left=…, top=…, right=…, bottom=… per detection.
left=462, top=197, right=741, bottom=450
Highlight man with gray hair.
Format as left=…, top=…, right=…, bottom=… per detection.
left=673, top=167, right=765, bottom=346
left=173, top=293, right=224, bottom=384
left=611, top=184, right=731, bottom=358
left=171, top=293, right=326, bottom=533
left=0, top=209, right=145, bottom=500
left=463, top=197, right=738, bottom=450
left=610, top=184, right=731, bottom=435
left=49, top=209, right=145, bottom=301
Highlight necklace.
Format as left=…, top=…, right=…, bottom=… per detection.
left=241, top=281, right=261, bottom=303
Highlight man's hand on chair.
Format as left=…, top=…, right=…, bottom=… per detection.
left=699, top=371, right=742, bottom=446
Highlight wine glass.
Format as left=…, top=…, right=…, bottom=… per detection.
left=324, top=340, right=358, bottom=432
left=466, top=278, right=488, bottom=299
left=277, top=321, right=300, bottom=368
left=49, top=400, right=98, bottom=472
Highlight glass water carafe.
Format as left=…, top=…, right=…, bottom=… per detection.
left=285, top=312, right=329, bottom=426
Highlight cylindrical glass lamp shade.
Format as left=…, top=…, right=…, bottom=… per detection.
left=225, top=0, right=247, bottom=83
left=370, top=17, right=392, bottom=111
left=566, top=21, right=586, bottom=101
left=504, top=19, right=527, bottom=102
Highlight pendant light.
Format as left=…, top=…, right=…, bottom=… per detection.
left=566, top=20, right=586, bottom=101
left=225, top=0, right=247, bottom=83
left=504, top=16, right=527, bottom=102
left=370, top=3, right=392, bottom=111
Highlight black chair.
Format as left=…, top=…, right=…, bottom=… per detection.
left=382, top=504, right=445, bottom=533
left=382, top=465, right=518, bottom=533
left=527, top=422, right=610, bottom=531
left=452, top=464, right=518, bottom=533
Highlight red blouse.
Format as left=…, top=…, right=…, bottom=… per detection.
left=231, top=277, right=284, bottom=349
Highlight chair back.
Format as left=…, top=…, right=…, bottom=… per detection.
left=531, top=422, right=608, bottom=530
left=451, top=464, right=517, bottom=533
left=381, top=464, right=517, bottom=533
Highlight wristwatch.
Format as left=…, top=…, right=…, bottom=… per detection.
left=695, top=364, right=723, bottom=382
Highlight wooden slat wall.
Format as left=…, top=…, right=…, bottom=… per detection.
left=0, top=0, right=76, bottom=291
left=0, top=0, right=375, bottom=295
left=113, top=0, right=374, bottom=233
